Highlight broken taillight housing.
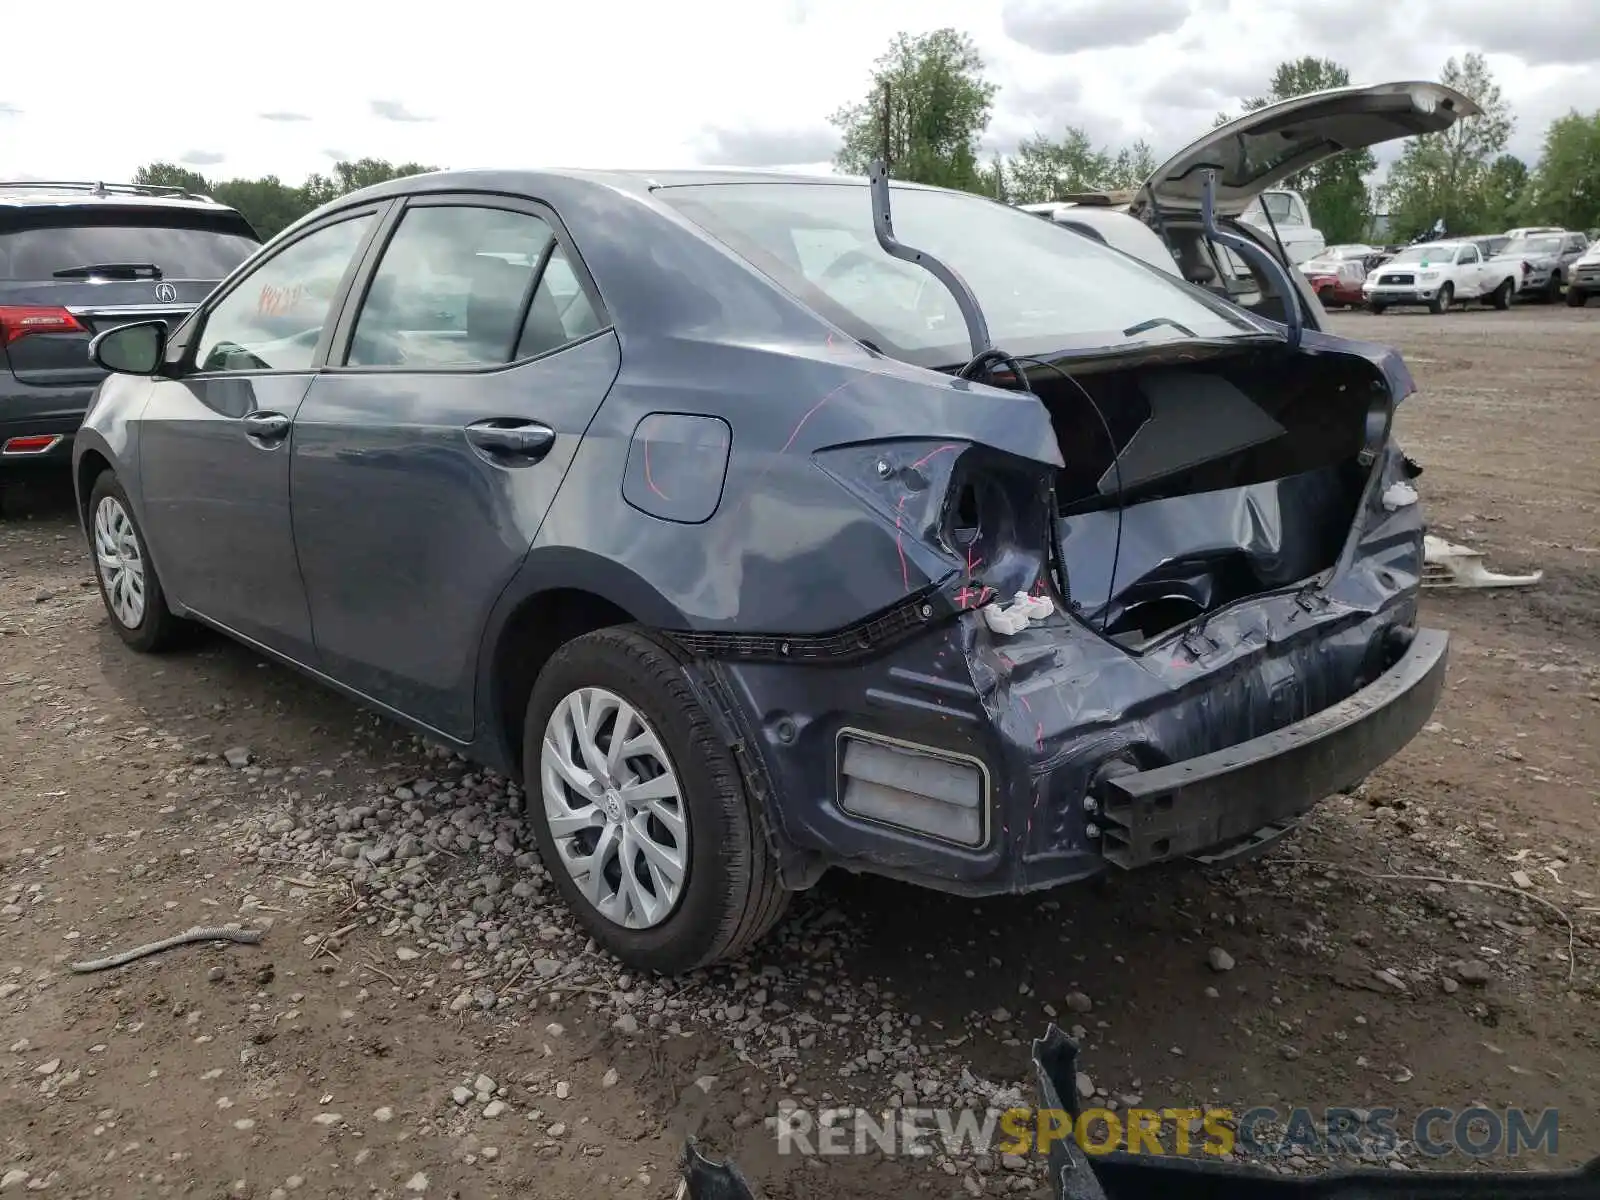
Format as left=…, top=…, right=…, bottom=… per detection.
left=813, top=439, right=1058, bottom=609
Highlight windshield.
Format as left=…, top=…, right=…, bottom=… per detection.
left=657, top=182, right=1260, bottom=365
left=0, top=210, right=259, bottom=281
left=1386, top=244, right=1459, bottom=265
left=1503, top=236, right=1562, bottom=257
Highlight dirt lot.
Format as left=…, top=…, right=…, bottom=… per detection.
left=1, top=305, right=1596, bottom=1199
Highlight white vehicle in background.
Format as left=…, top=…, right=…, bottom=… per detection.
left=1361, top=239, right=1520, bottom=314
left=1240, top=190, right=1325, bottom=264
left=1504, top=225, right=1564, bottom=240
left=1016, top=80, right=1481, bottom=332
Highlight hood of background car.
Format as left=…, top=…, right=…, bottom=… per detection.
left=1133, top=81, right=1481, bottom=216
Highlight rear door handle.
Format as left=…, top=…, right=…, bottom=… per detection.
left=464, top=418, right=555, bottom=464
left=242, top=410, right=290, bottom=445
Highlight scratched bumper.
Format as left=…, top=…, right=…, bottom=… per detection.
left=1096, top=627, right=1447, bottom=869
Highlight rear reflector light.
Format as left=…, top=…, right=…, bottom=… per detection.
left=2, top=434, right=64, bottom=455
left=0, top=305, right=86, bottom=347
left=837, top=729, right=988, bottom=847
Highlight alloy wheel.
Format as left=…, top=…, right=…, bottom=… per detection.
left=539, top=686, right=690, bottom=929
left=93, top=495, right=146, bottom=629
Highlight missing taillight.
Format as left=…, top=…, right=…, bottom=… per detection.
left=0, top=305, right=86, bottom=347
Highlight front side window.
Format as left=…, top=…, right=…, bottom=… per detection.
left=659, top=183, right=1260, bottom=366
left=346, top=206, right=559, bottom=368
left=194, top=214, right=375, bottom=373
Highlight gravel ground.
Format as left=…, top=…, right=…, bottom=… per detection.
left=0, top=305, right=1596, bottom=1199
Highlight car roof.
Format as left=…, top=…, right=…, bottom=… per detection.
left=334, top=166, right=955, bottom=206
left=0, top=180, right=238, bottom=213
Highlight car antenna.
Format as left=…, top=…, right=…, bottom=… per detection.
left=867, top=158, right=991, bottom=359
left=1199, top=169, right=1303, bottom=351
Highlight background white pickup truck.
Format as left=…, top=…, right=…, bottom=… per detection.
left=1240, top=190, right=1325, bottom=265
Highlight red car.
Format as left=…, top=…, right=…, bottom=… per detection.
left=1299, top=252, right=1371, bottom=308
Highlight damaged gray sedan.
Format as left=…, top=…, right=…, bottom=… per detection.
left=73, top=154, right=1447, bottom=974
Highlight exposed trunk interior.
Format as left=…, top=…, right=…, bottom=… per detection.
left=1031, top=348, right=1386, bottom=647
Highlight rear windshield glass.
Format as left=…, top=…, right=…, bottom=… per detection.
left=0, top=209, right=260, bottom=281
left=1502, top=236, right=1562, bottom=257
left=657, top=182, right=1260, bottom=366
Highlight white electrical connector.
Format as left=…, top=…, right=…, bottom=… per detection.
left=1011, top=591, right=1054, bottom=622
left=1381, top=481, right=1419, bottom=511
left=981, top=601, right=1029, bottom=636
left=982, top=591, right=1055, bottom=636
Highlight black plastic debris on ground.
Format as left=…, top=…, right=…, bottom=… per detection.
left=679, top=1024, right=1600, bottom=1199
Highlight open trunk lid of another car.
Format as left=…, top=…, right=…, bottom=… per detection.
left=1130, top=81, right=1481, bottom=217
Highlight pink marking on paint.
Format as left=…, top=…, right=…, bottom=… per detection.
left=780, top=379, right=853, bottom=455
left=964, top=545, right=983, bottom=577
left=1018, top=693, right=1033, bottom=713
left=1034, top=721, right=1044, bottom=751
left=642, top=440, right=669, bottom=501
left=911, top=443, right=961, bottom=470
left=996, top=651, right=1014, bottom=667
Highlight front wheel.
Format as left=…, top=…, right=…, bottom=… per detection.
left=523, top=626, right=790, bottom=973
left=87, top=471, right=185, bottom=652
left=1547, top=274, right=1563, bottom=303
left=1367, top=301, right=1387, bottom=314
left=1429, top=283, right=1454, bottom=315
left=1566, top=286, right=1588, bottom=308
left=1489, top=278, right=1514, bottom=310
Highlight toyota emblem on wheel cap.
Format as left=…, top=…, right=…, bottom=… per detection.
left=154, top=282, right=177, bottom=303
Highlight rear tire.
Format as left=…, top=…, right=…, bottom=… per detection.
left=1546, top=274, right=1563, bottom=303
left=1489, top=278, right=1514, bottom=310
left=1566, top=286, right=1588, bottom=308
left=87, top=471, right=185, bottom=653
left=522, top=626, right=790, bottom=974
left=1428, top=283, right=1453, bottom=315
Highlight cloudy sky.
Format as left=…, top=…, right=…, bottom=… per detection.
left=1, top=0, right=1594, bottom=186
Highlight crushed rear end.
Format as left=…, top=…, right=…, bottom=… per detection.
left=704, top=329, right=1445, bottom=895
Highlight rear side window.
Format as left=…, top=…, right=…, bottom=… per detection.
left=346, top=205, right=599, bottom=369
left=0, top=208, right=259, bottom=280
left=1459, top=244, right=1479, bottom=264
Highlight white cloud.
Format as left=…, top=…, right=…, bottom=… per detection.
left=0, top=0, right=1589, bottom=186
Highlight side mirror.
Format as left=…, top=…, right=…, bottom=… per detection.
left=89, top=320, right=168, bottom=376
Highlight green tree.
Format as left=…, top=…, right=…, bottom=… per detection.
left=1522, top=112, right=1600, bottom=231
left=1478, top=153, right=1533, bottom=232
left=1002, top=133, right=1155, bottom=204
left=831, top=28, right=998, bottom=191
left=132, top=163, right=213, bottom=196
left=133, top=158, right=439, bottom=241
left=209, top=177, right=311, bottom=239
left=1381, top=52, right=1514, bottom=238
left=1233, top=58, right=1376, bottom=244
left=1105, top=140, right=1156, bottom=190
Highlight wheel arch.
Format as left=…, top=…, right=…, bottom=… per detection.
left=475, top=547, right=691, bottom=782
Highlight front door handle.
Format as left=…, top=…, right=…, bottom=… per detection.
left=242, top=410, right=290, bottom=445
left=464, top=418, right=555, bottom=464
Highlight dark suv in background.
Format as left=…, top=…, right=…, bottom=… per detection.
left=1, top=181, right=259, bottom=492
